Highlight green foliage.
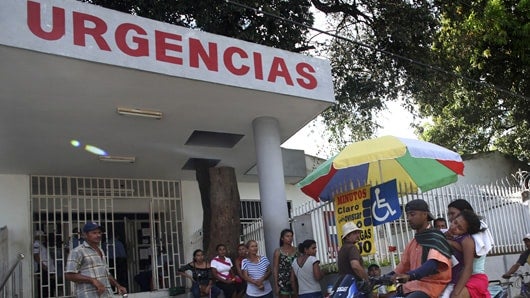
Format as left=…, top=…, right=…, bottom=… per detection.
left=416, top=0, right=530, bottom=161
left=81, top=0, right=314, bottom=52
left=313, top=0, right=440, bottom=148
left=320, top=262, right=339, bottom=275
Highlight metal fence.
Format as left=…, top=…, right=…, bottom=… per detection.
left=289, top=171, right=530, bottom=266
left=0, top=226, right=24, bottom=298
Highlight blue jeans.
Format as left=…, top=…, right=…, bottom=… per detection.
left=191, top=282, right=221, bottom=298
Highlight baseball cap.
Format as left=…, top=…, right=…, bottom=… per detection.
left=405, top=199, right=434, bottom=221
left=523, top=233, right=530, bottom=241
left=341, top=221, right=362, bottom=239
left=82, top=222, right=103, bottom=233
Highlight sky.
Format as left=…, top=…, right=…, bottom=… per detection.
left=282, top=100, right=418, bottom=158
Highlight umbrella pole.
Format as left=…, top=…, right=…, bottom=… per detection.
left=378, top=160, right=397, bottom=269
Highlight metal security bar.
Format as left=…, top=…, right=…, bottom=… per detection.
left=151, top=196, right=185, bottom=290
left=241, top=219, right=266, bottom=255
left=32, top=180, right=114, bottom=297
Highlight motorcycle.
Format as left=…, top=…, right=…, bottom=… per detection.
left=329, top=274, right=394, bottom=298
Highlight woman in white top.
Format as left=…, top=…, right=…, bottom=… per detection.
left=290, top=239, right=323, bottom=298
left=211, top=244, right=242, bottom=298
left=242, top=240, right=273, bottom=298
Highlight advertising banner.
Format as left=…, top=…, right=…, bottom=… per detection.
left=334, top=185, right=374, bottom=255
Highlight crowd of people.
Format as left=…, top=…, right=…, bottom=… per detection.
left=177, top=230, right=325, bottom=298
left=34, top=196, right=528, bottom=298
left=329, top=197, right=528, bottom=298
left=174, top=197, right=529, bottom=298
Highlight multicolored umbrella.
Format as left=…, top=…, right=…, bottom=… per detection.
left=297, top=135, right=464, bottom=202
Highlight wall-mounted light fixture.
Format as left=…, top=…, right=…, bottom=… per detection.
left=99, top=155, right=136, bottom=163
left=117, top=107, right=162, bottom=119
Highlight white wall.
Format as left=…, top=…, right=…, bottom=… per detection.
left=0, top=174, right=32, bottom=297
left=458, top=152, right=528, bottom=185
left=180, top=180, right=203, bottom=263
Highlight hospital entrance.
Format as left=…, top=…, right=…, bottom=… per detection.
left=31, top=176, right=185, bottom=297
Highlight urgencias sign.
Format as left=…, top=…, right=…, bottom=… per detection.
left=1, top=0, right=334, bottom=101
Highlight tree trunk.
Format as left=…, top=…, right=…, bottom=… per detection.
left=196, top=160, right=212, bottom=254
left=206, top=167, right=241, bottom=259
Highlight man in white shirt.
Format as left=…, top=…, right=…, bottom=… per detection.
left=33, top=230, right=56, bottom=297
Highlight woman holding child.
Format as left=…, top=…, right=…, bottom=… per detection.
left=443, top=199, right=492, bottom=298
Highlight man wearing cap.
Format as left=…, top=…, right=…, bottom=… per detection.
left=337, top=221, right=370, bottom=282
left=502, top=233, right=530, bottom=278
left=65, top=222, right=127, bottom=297
left=387, top=199, right=452, bottom=298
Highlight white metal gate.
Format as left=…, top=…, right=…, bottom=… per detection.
left=150, top=193, right=185, bottom=290
left=30, top=176, right=184, bottom=297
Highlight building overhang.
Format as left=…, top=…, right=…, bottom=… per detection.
left=0, top=0, right=334, bottom=182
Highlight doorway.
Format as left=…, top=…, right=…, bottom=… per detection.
left=31, top=176, right=185, bottom=297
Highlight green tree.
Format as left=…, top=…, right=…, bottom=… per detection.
left=311, top=0, right=529, bottom=162
left=308, top=0, right=441, bottom=150
left=83, top=0, right=314, bottom=51
left=415, top=0, right=530, bottom=161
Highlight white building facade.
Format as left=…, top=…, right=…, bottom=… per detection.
left=0, top=0, right=334, bottom=296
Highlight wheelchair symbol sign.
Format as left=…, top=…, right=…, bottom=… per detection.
left=370, top=180, right=401, bottom=226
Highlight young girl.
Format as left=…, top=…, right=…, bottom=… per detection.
left=447, top=210, right=490, bottom=298
left=273, top=229, right=298, bottom=298
left=290, top=239, right=323, bottom=298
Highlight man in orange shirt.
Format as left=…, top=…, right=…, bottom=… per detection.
left=388, top=199, right=452, bottom=298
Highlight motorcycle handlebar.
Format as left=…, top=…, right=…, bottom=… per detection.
left=370, top=275, right=394, bottom=286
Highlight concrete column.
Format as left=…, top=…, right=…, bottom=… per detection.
left=252, top=117, right=290, bottom=259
